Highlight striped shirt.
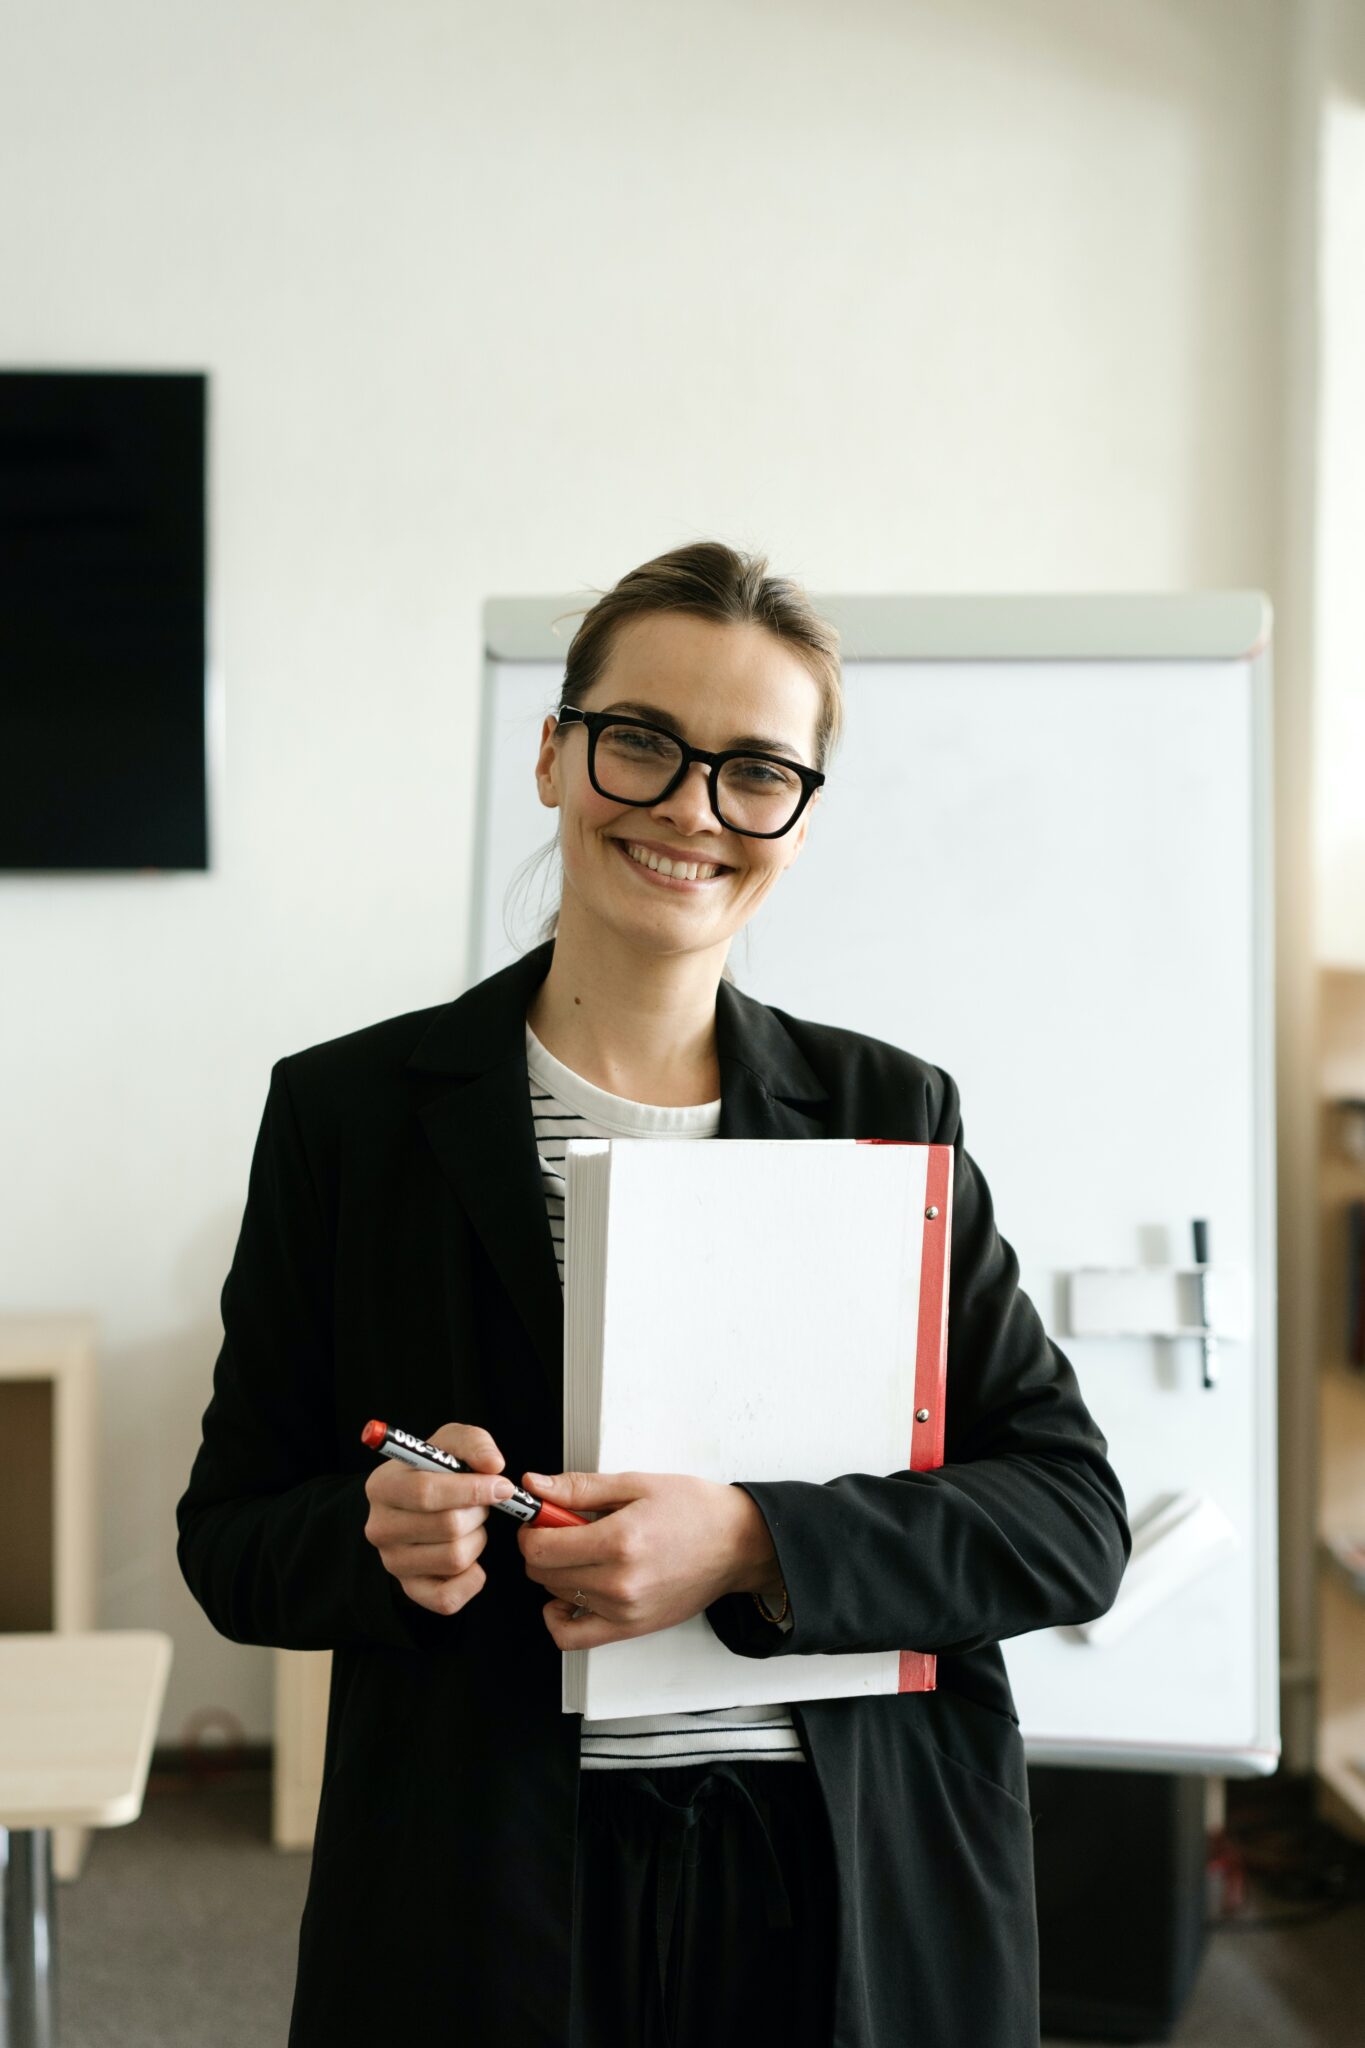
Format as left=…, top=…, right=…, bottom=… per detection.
left=526, top=1016, right=804, bottom=1769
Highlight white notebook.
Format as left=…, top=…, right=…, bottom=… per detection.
left=561, top=1136, right=953, bottom=1718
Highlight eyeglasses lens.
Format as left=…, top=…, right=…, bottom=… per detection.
left=594, top=722, right=803, bottom=834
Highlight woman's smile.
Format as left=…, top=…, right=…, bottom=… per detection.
left=611, top=835, right=735, bottom=891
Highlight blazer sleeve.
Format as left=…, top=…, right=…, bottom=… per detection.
left=175, top=1057, right=464, bottom=1654
left=703, top=1064, right=1132, bottom=1661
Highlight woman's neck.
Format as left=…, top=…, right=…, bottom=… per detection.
left=526, top=936, right=726, bottom=1107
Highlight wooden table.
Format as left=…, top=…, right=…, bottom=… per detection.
left=0, top=1632, right=171, bottom=2048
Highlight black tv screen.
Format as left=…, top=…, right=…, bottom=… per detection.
left=0, top=370, right=208, bottom=871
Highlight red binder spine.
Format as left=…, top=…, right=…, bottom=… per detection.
left=856, top=1139, right=954, bottom=1694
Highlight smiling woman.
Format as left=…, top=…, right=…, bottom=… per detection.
left=176, top=538, right=1128, bottom=2048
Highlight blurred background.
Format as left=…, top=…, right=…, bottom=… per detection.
left=2, top=0, right=1364, bottom=2042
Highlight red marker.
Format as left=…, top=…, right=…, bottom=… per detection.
left=360, top=1420, right=589, bottom=1528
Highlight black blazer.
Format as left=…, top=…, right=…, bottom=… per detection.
left=176, top=937, right=1130, bottom=2048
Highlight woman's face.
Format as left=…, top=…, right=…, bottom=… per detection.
left=534, top=610, right=824, bottom=962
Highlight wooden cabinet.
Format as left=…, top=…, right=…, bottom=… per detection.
left=1315, top=969, right=1365, bottom=1840
left=273, top=1647, right=330, bottom=1849
left=0, top=1315, right=100, bottom=1879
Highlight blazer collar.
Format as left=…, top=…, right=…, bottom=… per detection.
left=405, top=939, right=829, bottom=1401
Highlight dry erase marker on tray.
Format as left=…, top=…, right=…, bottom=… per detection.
left=360, top=1420, right=589, bottom=1528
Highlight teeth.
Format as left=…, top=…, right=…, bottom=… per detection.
left=625, top=842, right=724, bottom=882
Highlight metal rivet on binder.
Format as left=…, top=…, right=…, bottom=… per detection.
left=925, top=1206, right=939, bottom=1219
left=916, top=1408, right=930, bottom=1423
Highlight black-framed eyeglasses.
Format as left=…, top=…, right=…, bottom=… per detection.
left=552, top=705, right=824, bottom=840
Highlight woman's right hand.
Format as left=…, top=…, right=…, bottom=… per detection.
left=363, top=1423, right=515, bottom=1617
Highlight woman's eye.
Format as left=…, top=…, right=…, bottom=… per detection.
left=611, top=731, right=669, bottom=755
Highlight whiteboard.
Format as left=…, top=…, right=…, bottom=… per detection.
left=473, top=594, right=1278, bottom=1777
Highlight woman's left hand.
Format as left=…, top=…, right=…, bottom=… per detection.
left=517, top=1469, right=778, bottom=1650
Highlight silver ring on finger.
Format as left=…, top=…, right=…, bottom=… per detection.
left=572, top=1588, right=591, bottom=1615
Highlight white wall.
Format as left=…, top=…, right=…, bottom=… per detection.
left=0, top=0, right=1306, bottom=1749
left=1316, top=2, right=1365, bottom=964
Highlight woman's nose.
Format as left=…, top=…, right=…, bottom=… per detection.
left=650, top=758, right=720, bottom=835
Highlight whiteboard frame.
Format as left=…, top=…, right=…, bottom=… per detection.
left=477, top=592, right=1278, bottom=1776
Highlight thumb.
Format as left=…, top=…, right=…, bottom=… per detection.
left=523, top=1469, right=638, bottom=1512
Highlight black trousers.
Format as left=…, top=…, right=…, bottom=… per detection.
left=569, top=1758, right=840, bottom=2048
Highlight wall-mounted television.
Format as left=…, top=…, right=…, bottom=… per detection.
left=0, top=369, right=208, bottom=872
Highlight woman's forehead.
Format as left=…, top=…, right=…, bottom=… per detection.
left=588, top=614, right=820, bottom=742
left=604, top=609, right=789, bottom=674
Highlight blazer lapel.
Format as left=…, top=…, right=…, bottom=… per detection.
left=406, top=944, right=566, bottom=1410
left=405, top=939, right=830, bottom=1405
left=714, top=970, right=829, bottom=1142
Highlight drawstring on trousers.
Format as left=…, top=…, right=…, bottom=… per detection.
left=630, top=1767, right=795, bottom=2029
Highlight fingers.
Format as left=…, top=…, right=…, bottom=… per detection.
left=366, top=1467, right=513, bottom=1520
left=430, top=1422, right=505, bottom=1473
left=517, top=1514, right=645, bottom=1621
left=366, top=1495, right=495, bottom=1555
left=517, top=1490, right=637, bottom=1571
left=401, top=1559, right=487, bottom=1618
left=539, top=1594, right=643, bottom=1651
left=376, top=1514, right=490, bottom=1586
left=364, top=1423, right=513, bottom=1514
left=363, top=1419, right=515, bottom=1583
left=524, top=1469, right=639, bottom=1513
left=361, top=1422, right=510, bottom=1622
left=532, top=1567, right=644, bottom=1622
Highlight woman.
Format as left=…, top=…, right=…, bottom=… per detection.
left=176, top=541, right=1130, bottom=2048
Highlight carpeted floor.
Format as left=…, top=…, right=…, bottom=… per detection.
left=38, top=1766, right=1365, bottom=2046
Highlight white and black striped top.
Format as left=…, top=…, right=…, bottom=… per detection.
left=526, top=1016, right=804, bottom=1770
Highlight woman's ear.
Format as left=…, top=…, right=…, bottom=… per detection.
left=533, top=717, right=562, bottom=810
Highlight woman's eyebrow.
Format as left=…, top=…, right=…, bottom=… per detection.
left=599, top=700, right=803, bottom=762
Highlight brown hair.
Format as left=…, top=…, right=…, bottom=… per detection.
left=505, top=540, right=843, bottom=984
